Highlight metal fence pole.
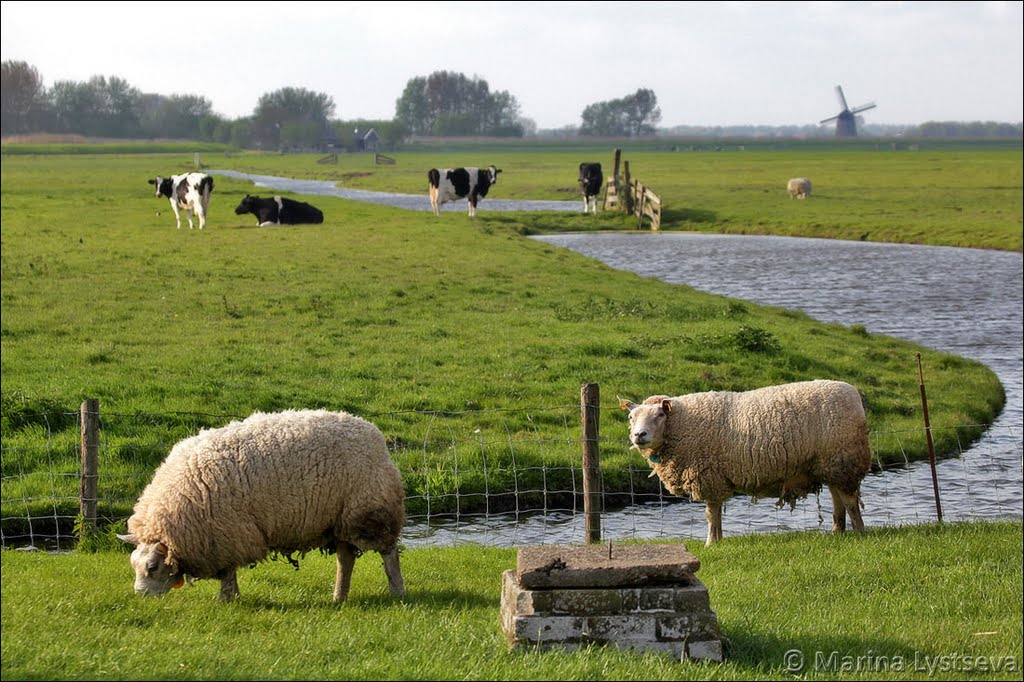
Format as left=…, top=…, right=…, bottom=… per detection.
left=917, top=354, right=943, bottom=522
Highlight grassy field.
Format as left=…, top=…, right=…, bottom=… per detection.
left=2, top=521, right=1021, bottom=680
left=211, top=139, right=1023, bottom=251
left=0, top=144, right=1014, bottom=530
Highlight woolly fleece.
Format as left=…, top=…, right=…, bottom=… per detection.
left=631, top=379, right=871, bottom=506
left=126, top=409, right=405, bottom=580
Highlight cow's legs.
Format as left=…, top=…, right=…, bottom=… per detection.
left=169, top=202, right=183, bottom=229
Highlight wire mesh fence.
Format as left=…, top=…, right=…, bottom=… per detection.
left=2, top=400, right=1021, bottom=551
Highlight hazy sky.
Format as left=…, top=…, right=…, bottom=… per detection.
left=2, top=1, right=1021, bottom=129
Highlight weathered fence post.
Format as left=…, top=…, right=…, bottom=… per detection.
left=604, top=149, right=622, bottom=211
left=622, top=161, right=634, bottom=215
left=916, top=354, right=943, bottom=523
left=80, top=398, right=100, bottom=534
left=581, top=382, right=602, bottom=543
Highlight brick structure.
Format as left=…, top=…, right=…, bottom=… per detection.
left=500, top=544, right=722, bottom=661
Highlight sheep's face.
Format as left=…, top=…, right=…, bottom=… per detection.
left=118, top=534, right=184, bottom=596
left=621, top=398, right=673, bottom=452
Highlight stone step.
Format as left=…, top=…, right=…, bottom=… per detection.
left=501, top=570, right=723, bottom=662
left=516, top=543, right=701, bottom=589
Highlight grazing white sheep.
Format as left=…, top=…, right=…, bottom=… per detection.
left=787, top=177, right=812, bottom=199
left=620, top=380, right=871, bottom=546
left=118, top=409, right=406, bottom=603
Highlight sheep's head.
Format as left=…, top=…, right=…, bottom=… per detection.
left=117, top=533, right=184, bottom=597
left=619, top=396, right=673, bottom=456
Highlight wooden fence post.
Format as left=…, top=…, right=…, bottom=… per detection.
left=80, top=398, right=100, bottom=534
left=622, top=161, right=634, bottom=215
left=581, top=382, right=602, bottom=543
left=604, top=149, right=622, bottom=211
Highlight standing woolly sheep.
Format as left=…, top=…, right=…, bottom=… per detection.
left=787, top=177, right=812, bottom=199
left=620, top=380, right=871, bottom=546
left=118, top=409, right=406, bottom=603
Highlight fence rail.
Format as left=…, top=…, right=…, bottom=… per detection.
left=2, top=388, right=1021, bottom=550
left=602, top=148, right=662, bottom=229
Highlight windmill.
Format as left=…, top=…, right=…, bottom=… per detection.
left=820, top=85, right=876, bottom=137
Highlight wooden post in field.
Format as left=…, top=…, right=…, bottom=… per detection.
left=80, top=398, right=100, bottom=534
left=623, top=161, right=634, bottom=215
left=581, top=383, right=602, bottom=543
left=604, top=149, right=622, bottom=211
left=916, top=354, right=943, bottom=522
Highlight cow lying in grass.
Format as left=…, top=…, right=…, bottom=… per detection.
left=234, top=195, right=324, bottom=226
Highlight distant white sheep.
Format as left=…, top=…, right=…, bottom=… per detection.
left=620, top=380, right=871, bottom=545
left=787, top=177, right=812, bottom=199
left=118, top=409, right=406, bottom=602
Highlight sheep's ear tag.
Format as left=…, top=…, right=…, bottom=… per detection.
left=648, top=454, right=661, bottom=464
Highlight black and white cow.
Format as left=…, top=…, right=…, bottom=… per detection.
left=234, top=195, right=324, bottom=226
left=578, top=162, right=603, bottom=214
left=149, top=172, right=214, bottom=230
left=427, top=165, right=502, bottom=217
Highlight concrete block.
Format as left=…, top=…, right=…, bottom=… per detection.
left=517, top=543, right=700, bottom=589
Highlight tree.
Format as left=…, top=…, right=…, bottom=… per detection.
left=394, top=71, right=524, bottom=137
left=579, top=88, right=662, bottom=137
left=1, top=60, right=52, bottom=135
left=252, top=87, right=335, bottom=150
left=50, top=75, right=142, bottom=137
left=140, top=93, right=214, bottom=139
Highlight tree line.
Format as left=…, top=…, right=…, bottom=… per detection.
left=1, top=60, right=665, bottom=148
left=4, top=60, right=1019, bottom=146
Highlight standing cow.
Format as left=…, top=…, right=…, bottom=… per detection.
left=427, top=165, right=502, bottom=217
left=149, top=173, right=214, bottom=229
left=578, top=163, right=603, bottom=214
left=234, top=195, right=324, bottom=226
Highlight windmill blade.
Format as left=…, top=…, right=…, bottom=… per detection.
left=820, top=115, right=840, bottom=124
left=834, top=85, right=849, bottom=111
left=851, top=102, right=877, bottom=115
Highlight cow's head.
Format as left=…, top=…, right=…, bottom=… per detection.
left=579, top=163, right=602, bottom=183
left=487, top=166, right=502, bottom=184
left=148, top=177, right=173, bottom=199
left=234, top=195, right=257, bottom=215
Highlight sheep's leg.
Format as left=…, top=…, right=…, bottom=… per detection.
left=828, top=485, right=848, bottom=532
left=705, top=502, right=723, bottom=546
left=334, top=542, right=357, bottom=603
left=218, top=569, right=240, bottom=601
left=845, top=488, right=865, bottom=531
left=381, top=547, right=406, bottom=596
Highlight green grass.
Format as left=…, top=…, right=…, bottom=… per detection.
left=215, top=141, right=1023, bottom=251
left=0, top=146, right=1011, bottom=532
left=2, top=521, right=1021, bottom=680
